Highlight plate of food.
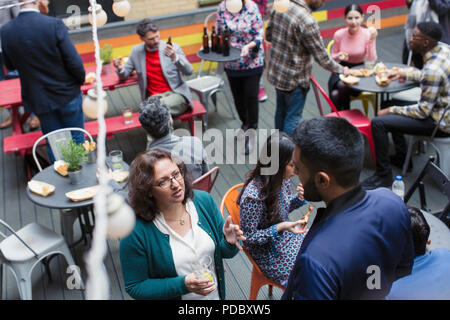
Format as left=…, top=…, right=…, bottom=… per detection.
left=375, top=73, right=391, bottom=87
left=339, top=74, right=360, bottom=85
left=65, top=185, right=99, bottom=202
left=350, top=68, right=374, bottom=77
left=84, top=72, right=96, bottom=84
left=28, top=180, right=55, bottom=197
left=54, top=160, right=69, bottom=177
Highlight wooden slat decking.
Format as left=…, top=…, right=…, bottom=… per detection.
left=0, top=31, right=448, bottom=300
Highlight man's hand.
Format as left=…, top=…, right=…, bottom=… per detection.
left=113, top=58, right=123, bottom=71
left=387, top=69, right=407, bottom=81
left=377, top=108, right=391, bottom=116
left=164, top=43, right=177, bottom=62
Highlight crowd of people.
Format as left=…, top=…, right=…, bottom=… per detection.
left=1, top=0, right=449, bottom=300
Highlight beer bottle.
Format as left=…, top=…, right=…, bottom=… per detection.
left=202, top=27, right=210, bottom=53
left=211, top=27, right=218, bottom=53
left=217, top=29, right=223, bottom=54
left=223, top=27, right=230, bottom=56
left=167, top=36, right=172, bottom=46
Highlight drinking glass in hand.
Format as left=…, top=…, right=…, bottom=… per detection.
left=109, top=150, right=123, bottom=171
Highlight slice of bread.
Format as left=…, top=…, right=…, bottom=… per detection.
left=339, top=74, right=360, bottom=85
left=65, top=185, right=100, bottom=202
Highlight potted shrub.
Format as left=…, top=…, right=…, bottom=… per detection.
left=60, top=139, right=88, bottom=184
left=100, top=44, right=113, bottom=74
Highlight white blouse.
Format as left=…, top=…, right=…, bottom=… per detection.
left=153, top=200, right=220, bottom=300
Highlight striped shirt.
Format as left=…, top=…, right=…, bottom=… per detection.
left=266, top=0, right=344, bottom=91
left=391, top=43, right=450, bottom=134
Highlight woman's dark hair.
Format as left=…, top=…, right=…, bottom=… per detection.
left=408, top=206, right=430, bottom=257
left=238, top=132, right=295, bottom=229
left=138, top=97, right=171, bottom=139
left=128, top=148, right=193, bottom=222
left=344, top=4, right=363, bottom=17
left=136, top=18, right=159, bottom=37
left=292, top=117, right=364, bottom=188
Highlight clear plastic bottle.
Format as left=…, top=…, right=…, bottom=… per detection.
left=392, top=175, right=405, bottom=200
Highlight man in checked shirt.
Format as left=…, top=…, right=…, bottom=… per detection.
left=265, top=0, right=350, bottom=136
left=362, top=21, right=450, bottom=190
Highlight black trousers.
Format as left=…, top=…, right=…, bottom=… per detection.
left=227, top=72, right=262, bottom=130
left=372, top=101, right=449, bottom=176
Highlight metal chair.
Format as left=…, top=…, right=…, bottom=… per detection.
left=310, top=75, right=377, bottom=167
left=32, top=127, right=95, bottom=247
left=401, top=105, right=450, bottom=177
left=0, top=219, right=84, bottom=300
left=404, top=157, right=450, bottom=227
left=192, top=166, right=220, bottom=193
left=186, top=12, right=236, bottom=128
left=219, top=183, right=285, bottom=300
left=326, top=40, right=378, bottom=117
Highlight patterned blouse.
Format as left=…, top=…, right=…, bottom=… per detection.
left=216, top=0, right=265, bottom=71
left=239, top=177, right=307, bottom=286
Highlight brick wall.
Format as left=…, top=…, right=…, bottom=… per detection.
left=125, top=0, right=200, bottom=20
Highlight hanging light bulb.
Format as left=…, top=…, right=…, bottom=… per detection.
left=82, top=87, right=108, bottom=119
left=88, top=4, right=108, bottom=27
left=112, top=0, right=131, bottom=17
left=226, top=0, right=242, bottom=13
left=105, top=192, right=136, bottom=240
left=274, top=0, right=290, bottom=13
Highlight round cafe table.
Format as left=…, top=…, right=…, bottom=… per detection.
left=197, top=47, right=241, bottom=63
left=346, top=62, right=420, bottom=111
left=26, top=160, right=128, bottom=247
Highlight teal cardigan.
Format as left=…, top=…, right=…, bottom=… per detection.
left=119, top=190, right=239, bottom=300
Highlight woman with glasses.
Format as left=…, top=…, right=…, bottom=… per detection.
left=237, top=132, right=312, bottom=287
left=119, top=148, right=245, bottom=300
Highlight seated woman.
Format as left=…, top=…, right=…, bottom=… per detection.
left=328, top=4, right=378, bottom=110
left=119, top=149, right=245, bottom=300
left=238, top=132, right=312, bottom=287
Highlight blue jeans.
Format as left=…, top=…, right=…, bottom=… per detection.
left=275, top=86, right=308, bottom=136
left=38, top=93, right=85, bottom=161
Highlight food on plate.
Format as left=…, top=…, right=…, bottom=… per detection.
left=83, top=140, right=96, bottom=152
left=85, top=72, right=96, bottom=84
left=111, top=170, right=129, bottom=183
left=339, top=74, right=360, bottom=85
left=374, top=62, right=387, bottom=74
left=65, top=185, right=99, bottom=202
left=375, top=73, right=390, bottom=86
left=350, top=68, right=374, bottom=77
left=28, top=180, right=55, bottom=197
left=54, top=160, right=69, bottom=176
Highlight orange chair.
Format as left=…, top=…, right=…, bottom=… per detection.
left=219, top=183, right=285, bottom=300
left=192, top=166, right=220, bottom=193
left=310, top=75, right=377, bottom=168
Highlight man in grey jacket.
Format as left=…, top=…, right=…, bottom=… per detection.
left=113, top=18, right=193, bottom=117
left=139, top=97, right=209, bottom=180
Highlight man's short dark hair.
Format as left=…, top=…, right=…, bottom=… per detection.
left=136, top=18, right=159, bottom=37
left=292, top=117, right=364, bottom=188
left=417, top=21, right=443, bottom=42
left=408, top=206, right=430, bottom=257
left=139, top=97, right=170, bottom=139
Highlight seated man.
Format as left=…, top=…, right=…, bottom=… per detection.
left=362, top=21, right=450, bottom=189
left=387, top=206, right=450, bottom=299
left=113, top=18, right=193, bottom=117
left=139, top=97, right=209, bottom=180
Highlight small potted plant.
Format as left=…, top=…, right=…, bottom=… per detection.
left=60, top=139, right=88, bottom=184
left=100, top=44, right=113, bottom=74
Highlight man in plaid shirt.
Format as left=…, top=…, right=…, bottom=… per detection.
left=266, top=0, right=348, bottom=135
left=362, top=21, right=450, bottom=190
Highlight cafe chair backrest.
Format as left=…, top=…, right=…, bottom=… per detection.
left=404, top=156, right=450, bottom=225
left=32, top=127, right=94, bottom=172
left=192, top=166, right=220, bottom=193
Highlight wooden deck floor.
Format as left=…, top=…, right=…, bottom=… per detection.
left=0, top=31, right=448, bottom=300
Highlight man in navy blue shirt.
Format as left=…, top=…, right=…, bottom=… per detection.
left=282, top=117, right=414, bottom=300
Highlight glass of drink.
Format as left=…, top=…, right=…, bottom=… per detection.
left=122, top=107, right=133, bottom=124
left=109, top=150, right=123, bottom=171
left=365, top=60, right=376, bottom=70
left=193, top=256, right=216, bottom=292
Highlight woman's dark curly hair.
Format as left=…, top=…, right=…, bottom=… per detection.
left=128, top=148, right=194, bottom=222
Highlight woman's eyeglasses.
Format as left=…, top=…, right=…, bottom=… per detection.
left=155, top=171, right=183, bottom=189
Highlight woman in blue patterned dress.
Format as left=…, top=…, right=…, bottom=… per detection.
left=216, top=0, right=265, bottom=154
left=237, top=132, right=313, bottom=286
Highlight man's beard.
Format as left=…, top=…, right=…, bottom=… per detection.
left=303, top=175, right=322, bottom=202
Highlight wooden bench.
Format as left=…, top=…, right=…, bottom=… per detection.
left=3, top=100, right=206, bottom=155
